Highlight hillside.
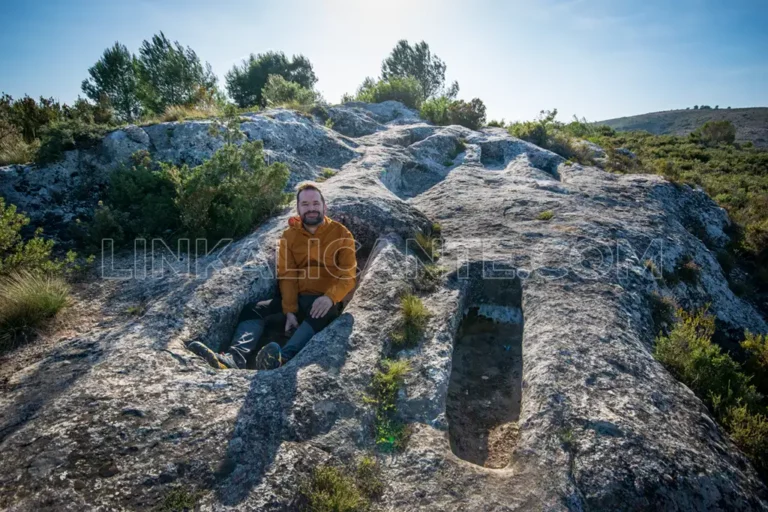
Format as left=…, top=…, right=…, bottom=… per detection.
left=598, top=107, right=768, bottom=148
left=2, top=102, right=768, bottom=510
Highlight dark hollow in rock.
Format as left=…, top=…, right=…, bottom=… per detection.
left=447, top=278, right=523, bottom=468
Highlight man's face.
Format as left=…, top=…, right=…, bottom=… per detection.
left=297, top=189, right=326, bottom=226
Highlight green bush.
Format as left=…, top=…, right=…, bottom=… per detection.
left=0, top=270, right=70, bottom=351
left=1, top=198, right=64, bottom=275
left=508, top=109, right=595, bottom=165
left=262, top=74, right=317, bottom=107
left=78, top=151, right=179, bottom=250
left=355, top=76, right=425, bottom=110
left=36, top=117, right=113, bottom=165
left=725, top=405, right=768, bottom=476
left=654, top=308, right=760, bottom=413
left=167, top=138, right=289, bottom=241
left=420, top=97, right=487, bottom=130
left=299, top=466, right=369, bottom=512
left=694, top=120, right=736, bottom=146
left=419, top=96, right=451, bottom=125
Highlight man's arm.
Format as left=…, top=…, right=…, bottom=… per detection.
left=277, top=235, right=299, bottom=314
left=323, top=232, right=357, bottom=304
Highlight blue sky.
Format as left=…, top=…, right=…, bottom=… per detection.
left=1, top=0, right=766, bottom=122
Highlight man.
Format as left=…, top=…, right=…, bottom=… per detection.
left=188, top=182, right=357, bottom=370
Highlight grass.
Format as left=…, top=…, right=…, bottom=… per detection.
left=0, top=270, right=70, bottom=351
left=298, top=457, right=384, bottom=512
left=0, top=138, right=39, bottom=166
left=391, top=293, right=430, bottom=348
left=367, top=359, right=412, bottom=453
left=140, top=104, right=223, bottom=125
left=156, top=488, right=204, bottom=512
left=414, top=230, right=440, bottom=261
left=537, top=210, right=555, bottom=221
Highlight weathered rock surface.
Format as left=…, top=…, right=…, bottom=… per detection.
left=1, top=101, right=767, bottom=511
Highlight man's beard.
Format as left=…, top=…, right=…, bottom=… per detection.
left=302, top=211, right=323, bottom=226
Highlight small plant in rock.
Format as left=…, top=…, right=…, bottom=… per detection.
left=649, top=291, right=676, bottom=336
left=367, top=358, right=412, bottom=452
left=355, top=456, right=384, bottom=500
left=415, top=263, right=446, bottom=292
left=665, top=255, right=700, bottom=285
left=316, top=167, right=336, bottom=182
left=414, top=230, right=440, bottom=261
left=537, top=210, right=554, bottom=221
left=324, top=117, right=334, bottom=129
left=299, top=465, right=369, bottom=512
left=644, top=259, right=663, bottom=280
left=391, top=293, right=430, bottom=348
left=156, top=487, right=204, bottom=512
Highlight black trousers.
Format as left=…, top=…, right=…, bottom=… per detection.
left=227, top=288, right=340, bottom=368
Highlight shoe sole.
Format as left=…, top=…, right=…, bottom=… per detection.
left=255, top=344, right=283, bottom=370
left=188, top=342, right=228, bottom=370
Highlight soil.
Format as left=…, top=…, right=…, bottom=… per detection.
left=446, top=307, right=523, bottom=469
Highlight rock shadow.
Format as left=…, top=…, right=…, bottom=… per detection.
left=215, top=314, right=355, bottom=506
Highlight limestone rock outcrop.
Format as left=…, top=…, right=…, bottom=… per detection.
left=1, top=101, right=767, bottom=511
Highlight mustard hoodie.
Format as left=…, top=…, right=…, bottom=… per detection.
left=277, top=215, right=357, bottom=314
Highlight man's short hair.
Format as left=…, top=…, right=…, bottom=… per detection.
left=296, top=182, right=325, bottom=205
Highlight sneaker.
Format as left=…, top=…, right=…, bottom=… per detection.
left=254, top=342, right=284, bottom=370
left=187, top=341, right=237, bottom=369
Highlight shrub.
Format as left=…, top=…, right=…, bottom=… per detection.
left=694, top=120, right=736, bottom=146
left=486, top=119, right=506, bottom=128
left=447, top=98, right=486, bottom=130
left=355, top=77, right=424, bottom=110
left=1, top=198, right=61, bottom=274
left=36, top=117, right=113, bottom=165
left=725, top=405, right=768, bottom=476
left=654, top=308, right=759, bottom=412
left=355, top=456, right=384, bottom=500
left=299, top=466, right=369, bottom=512
left=167, top=139, right=289, bottom=241
left=262, top=74, right=317, bottom=107
left=80, top=151, right=180, bottom=249
left=419, top=96, right=451, bottom=126
left=420, top=97, right=487, bottom=130
left=0, top=270, right=70, bottom=351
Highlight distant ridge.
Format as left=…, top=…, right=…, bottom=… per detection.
left=597, top=107, right=768, bottom=148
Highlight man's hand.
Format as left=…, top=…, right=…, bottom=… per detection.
left=285, top=312, right=298, bottom=332
left=310, top=295, right=334, bottom=319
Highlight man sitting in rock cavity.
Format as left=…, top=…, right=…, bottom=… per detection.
left=188, top=182, right=357, bottom=370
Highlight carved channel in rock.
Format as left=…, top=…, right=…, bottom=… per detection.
left=447, top=277, right=523, bottom=468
